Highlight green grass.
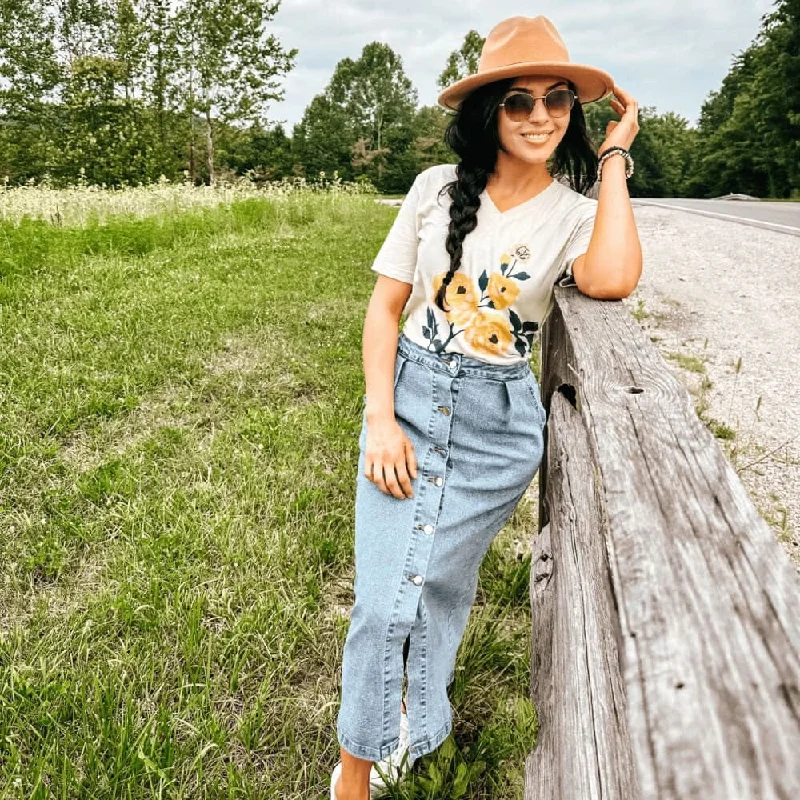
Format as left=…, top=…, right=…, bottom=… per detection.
left=664, top=351, right=706, bottom=374
left=0, top=192, right=539, bottom=797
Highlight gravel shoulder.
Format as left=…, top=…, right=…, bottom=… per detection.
left=621, top=204, right=800, bottom=568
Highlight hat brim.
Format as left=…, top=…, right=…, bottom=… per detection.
left=437, top=62, right=614, bottom=111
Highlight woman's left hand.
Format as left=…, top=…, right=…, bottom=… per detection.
left=597, top=84, right=639, bottom=156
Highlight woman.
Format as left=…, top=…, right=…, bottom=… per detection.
left=331, top=14, right=642, bottom=800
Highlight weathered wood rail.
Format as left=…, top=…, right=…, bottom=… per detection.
left=525, top=285, right=800, bottom=799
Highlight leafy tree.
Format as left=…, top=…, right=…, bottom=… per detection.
left=411, top=105, right=456, bottom=170
left=226, top=120, right=294, bottom=181
left=437, top=30, right=484, bottom=90
left=0, top=0, right=61, bottom=180
left=373, top=119, right=418, bottom=193
left=114, top=0, right=147, bottom=101
left=688, top=0, right=799, bottom=198
left=0, top=0, right=60, bottom=110
left=139, top=0, right=183, bottom=178
left=748, top=0, right=800, bottom=195
left=59, top=55, right=151, bottom=185
left=295, top=42, right=418, bottom=190
left=351, top=136, right=390, bottom=172
left=624, top=110, right=694, bottom=197
left=688, top=46, right=761, bottom=196
left=292, top=94, right=355, bottom=180
left=336, top=42, right=418, bottom=184
left=173, top=0, right=297, bottom=186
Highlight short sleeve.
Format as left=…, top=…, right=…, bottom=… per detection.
left=555, top=198, right=597, bottom=288
left=370, top=173, right=423, bottom=284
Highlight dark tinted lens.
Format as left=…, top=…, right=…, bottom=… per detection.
left=546, top=89, right=573, bottom=115
left=503, top=93, right=534, bottom=120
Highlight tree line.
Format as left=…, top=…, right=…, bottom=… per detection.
left=0, top=0, right=797, bottom=198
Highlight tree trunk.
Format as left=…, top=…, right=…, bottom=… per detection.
left=205, top=107, right=215, bottom=187
left=188, top=107, right=195, bottom=183
left=188, top=70, right=196, bottom=183
left=376, top=108, right=383, bottom=181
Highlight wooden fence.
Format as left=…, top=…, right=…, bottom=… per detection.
left=525, top=286, right=800, bottom=799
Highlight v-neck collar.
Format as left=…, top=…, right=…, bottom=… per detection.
left=482, top=179, right=560, bottom=217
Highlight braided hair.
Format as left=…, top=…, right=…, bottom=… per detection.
left=433, top=77, right=598, bottom=313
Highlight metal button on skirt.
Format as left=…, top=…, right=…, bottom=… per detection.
left=336, top=332, right=546, bottom=762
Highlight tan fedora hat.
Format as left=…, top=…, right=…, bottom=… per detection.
left=438, top=16, right=614, bottom=111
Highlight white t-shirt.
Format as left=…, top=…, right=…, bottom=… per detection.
left=371, top=163, right=597, bottom=365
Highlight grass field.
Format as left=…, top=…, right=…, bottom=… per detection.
left=0, top=188, right=539, bottom=798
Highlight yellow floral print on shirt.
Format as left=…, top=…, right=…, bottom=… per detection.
left=422, top=244, right=539, bottom=358
left=424, top=245, right=540, bottom=359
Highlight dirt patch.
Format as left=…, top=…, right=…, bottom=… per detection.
left=0, top=547, right=109, bottom=640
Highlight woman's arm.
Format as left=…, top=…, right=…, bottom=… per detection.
left=363, top=275, right=413, bottom=422
left=579, top=84, right=643, bottom=298
left=361, top=274, right=418, bottom=500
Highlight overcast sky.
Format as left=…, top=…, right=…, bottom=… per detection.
left=268, top=0, right=777, bottom=133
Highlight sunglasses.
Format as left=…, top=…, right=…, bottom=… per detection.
left=499, top=89, right=576, bottom=120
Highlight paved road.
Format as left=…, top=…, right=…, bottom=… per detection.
left=632, top=197, right=800, bottom=237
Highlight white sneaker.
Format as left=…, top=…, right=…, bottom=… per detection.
left=332, top=712, right=415, bottom=799
left=369, top=711, right=416, bottom=796
left=330, top=760, right=342, bottom=800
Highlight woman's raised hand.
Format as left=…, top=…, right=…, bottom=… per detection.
left=364, top=418, right=418, bottom=499
left=597, top=83, right=640, bottom=156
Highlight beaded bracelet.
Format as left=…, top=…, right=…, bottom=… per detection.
left=597, top=146, right=634, bottom=181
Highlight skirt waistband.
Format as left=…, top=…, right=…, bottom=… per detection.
left=397, top=332, right=531, bottom=381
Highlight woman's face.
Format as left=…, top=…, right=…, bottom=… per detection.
left=496, top=74, right=573, bottom=166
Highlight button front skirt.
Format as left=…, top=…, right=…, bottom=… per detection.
left=336, top=334, right=546, bottom=762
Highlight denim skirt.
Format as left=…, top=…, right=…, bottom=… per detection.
left=336, top=332, right=546, bottom=762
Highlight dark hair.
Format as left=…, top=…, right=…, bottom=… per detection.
left=434, top=77, right=598, bottom=313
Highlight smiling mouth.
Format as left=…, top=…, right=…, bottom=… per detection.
left=521, top=132, right=553, bottom=142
